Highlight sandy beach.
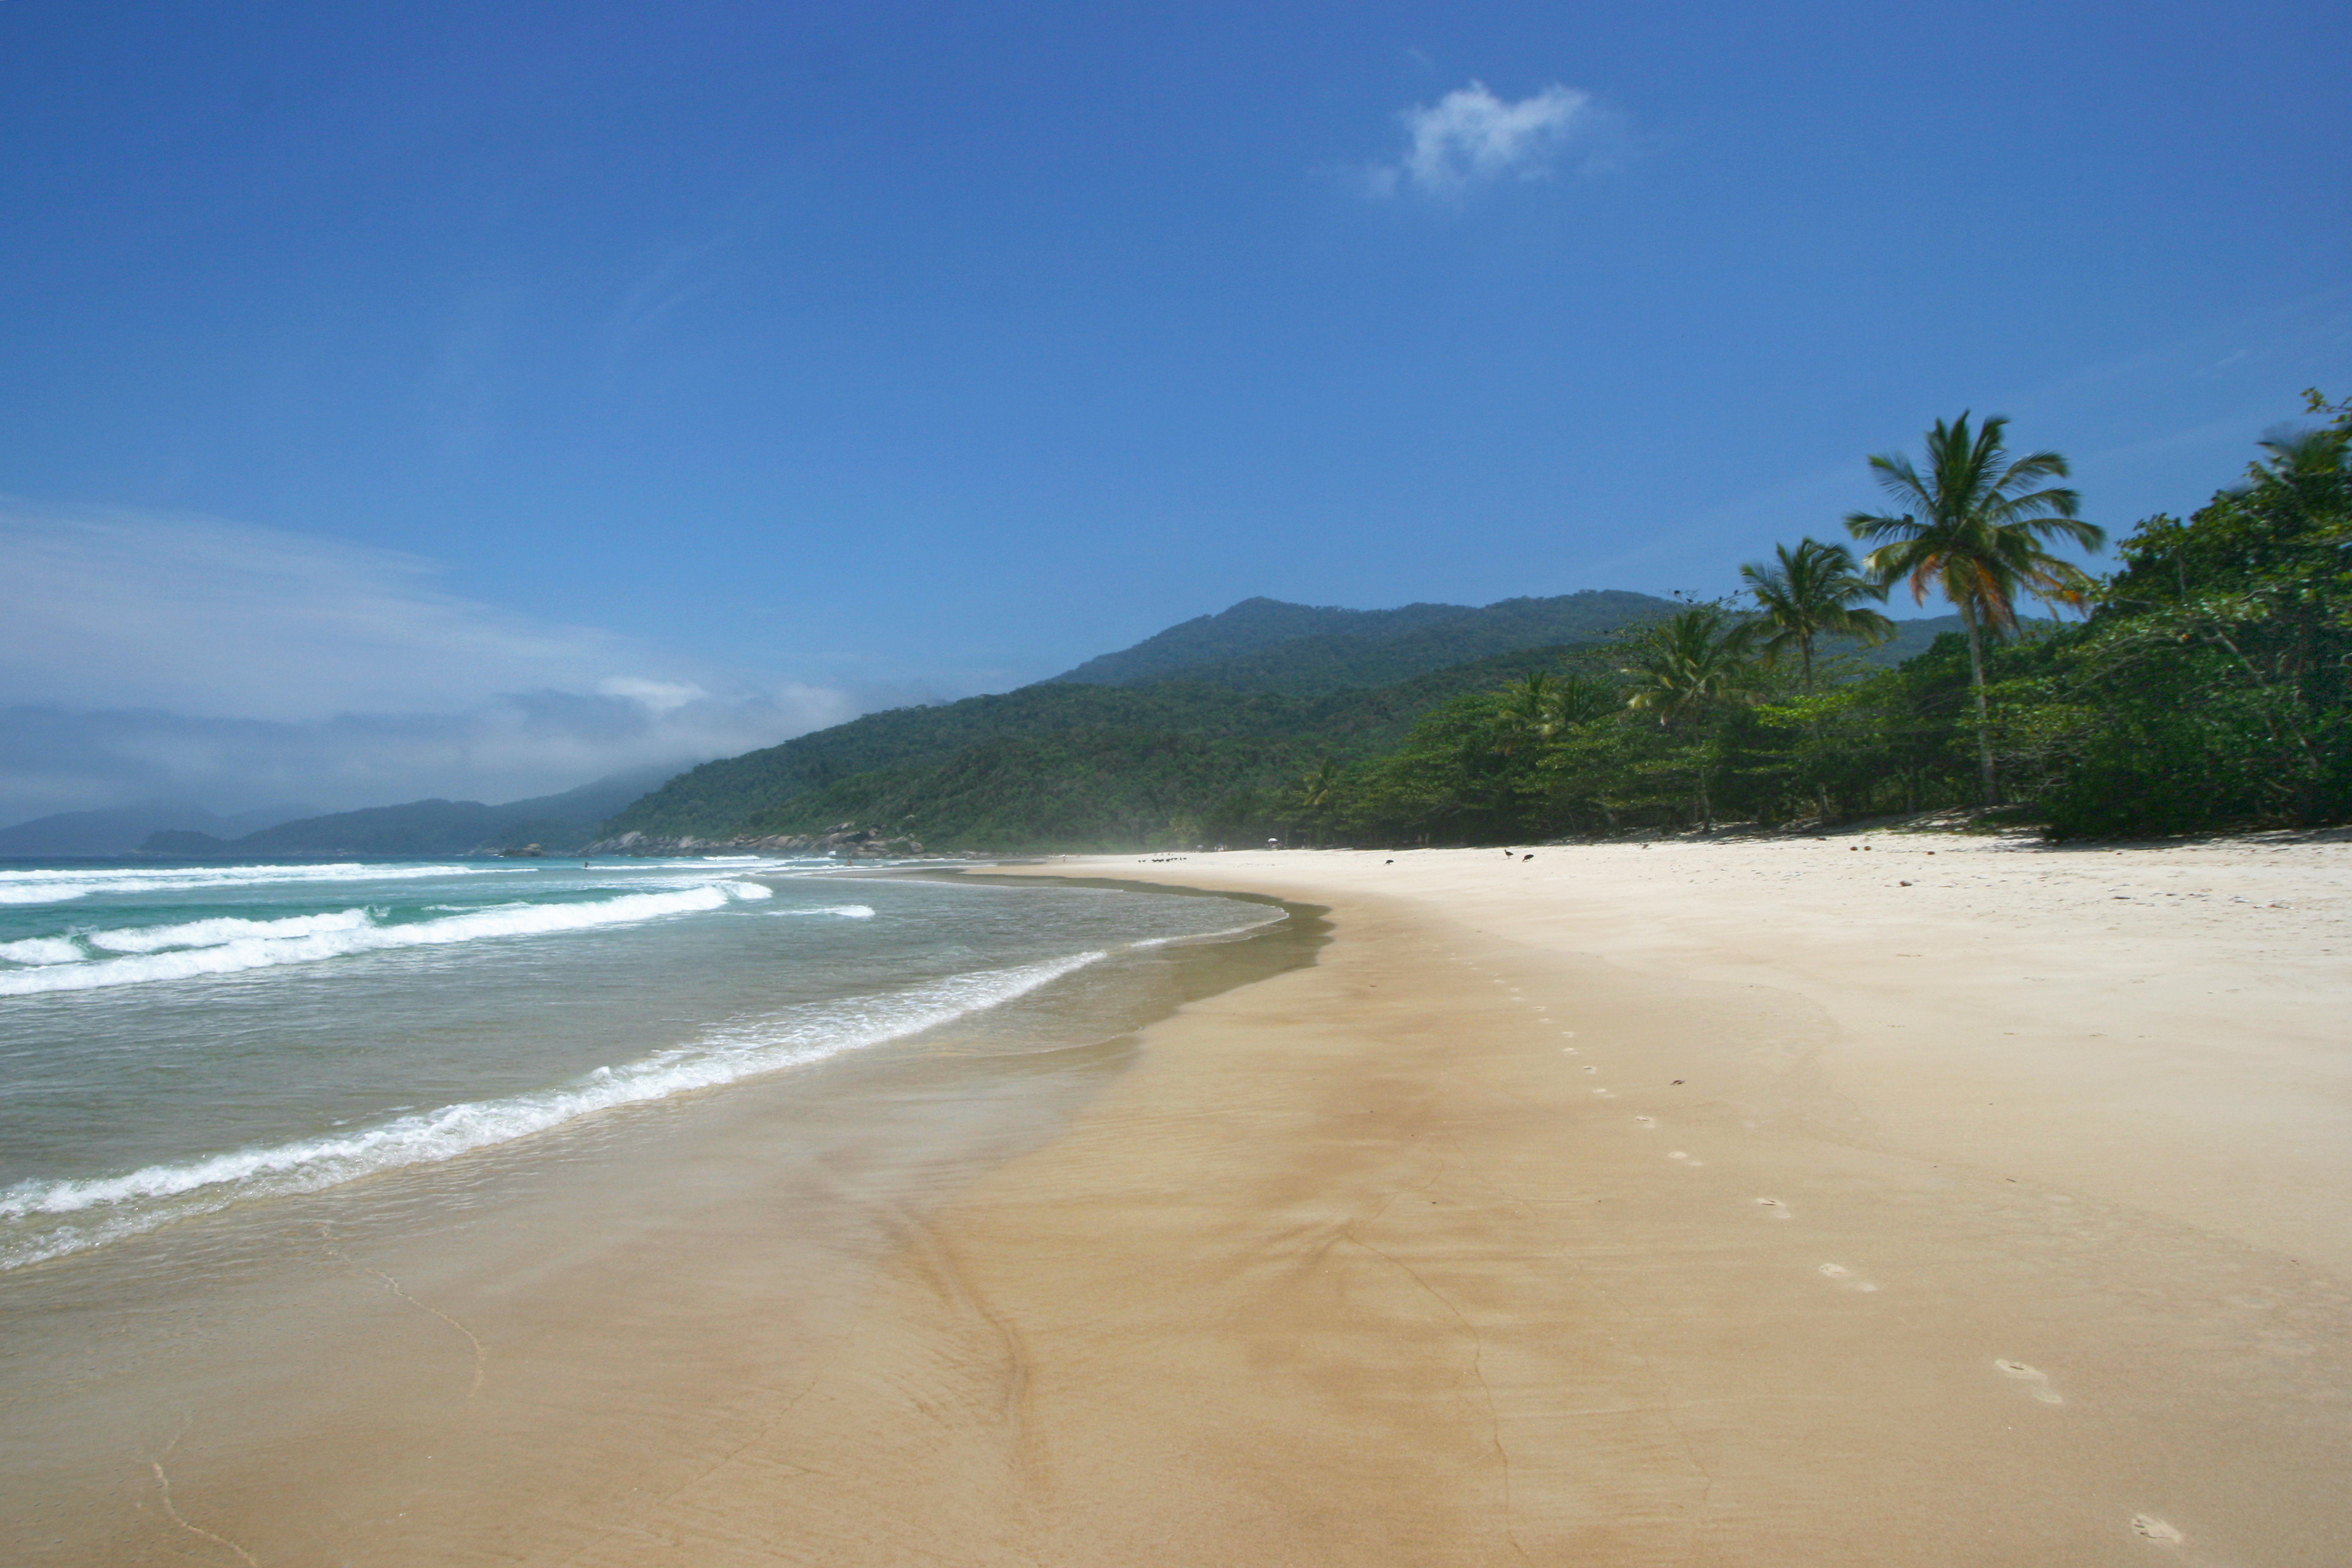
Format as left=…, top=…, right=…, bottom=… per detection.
left=13, top=831, right=2349, bottom=1567
left=587, top=830, right=2352, bottom=1567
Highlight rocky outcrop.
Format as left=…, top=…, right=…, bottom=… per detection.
left=581, top=823, right=927, bottom=858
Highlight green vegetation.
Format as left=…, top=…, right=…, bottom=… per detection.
left=1047, top=590, right=1676, bottom=692
left=1846, top=413, right=2104, bottom=802
left=1741, top=539, right=1895, bottom=691
left=600, top=395, right=2348, bottom=852
left=604, top=642, right=1622, bottom=852
left=1313, top=396, right=2347, bottom=844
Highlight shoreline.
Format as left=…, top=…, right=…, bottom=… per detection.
left=610, top=836, right=2351, bottom=1565
left=7, top=838, right=2345, bottom=1562
left=0, top=876, right=1324, bottom=1567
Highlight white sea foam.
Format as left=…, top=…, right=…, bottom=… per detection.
left=0, top=863, right=495, bottom=906
left=0, top=882, right=773, bottom=996
left=0, top=937, right=84, bottom=966
left=84, top=908, right=377, bottom=954
left=769, top=904, right=876, bottom=919
left=0, top=948, right=1103, bottom=1268
left=1129, top=909, right=1287, bottom=949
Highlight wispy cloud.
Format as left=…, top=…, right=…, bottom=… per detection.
left=0, top=688, right=854, bottom=826
left=1368, top=81, right=1603, bottom=199
left=0, top=503, right=628, bottom=719
left=0, top=503, right=858, bottom=822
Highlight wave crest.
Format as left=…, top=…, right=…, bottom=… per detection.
left=0, top=948, right=1103, bottom=1268
left=0, top=882, right=773, bottom=996
left=0, top=863, right=496, bottom=906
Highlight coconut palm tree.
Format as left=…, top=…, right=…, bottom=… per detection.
left=1739, top=539, right=1896, bottom=693
left=1845, top=413, right=2104, bottom=804
left=1740, top=539, right=1895, bottom=821
left=1292, top=757, right=1343, bottom=845
left=1491, top=673, right=1563, bottom=757
left=1623, top=605, right=1756, bottom=724
left=1621, top=604, right=1756, bottom=828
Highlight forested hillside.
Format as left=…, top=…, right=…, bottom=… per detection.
left=1047, top=596, right=1474, bottom=685
left=595, top=395, right=2349, bottom=854
left=594, top=642, right=1617, bottom=849
left=1286, top=400, right=2351, bottom=845
left=1047, top=590, right=1672, bottom=688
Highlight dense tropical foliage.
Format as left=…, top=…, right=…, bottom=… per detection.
left=600, top=396, right=2349, bottom=851
left=1302, top=397, right=2344, bottom=845
left=1845, top=413, right=2102, bottom=802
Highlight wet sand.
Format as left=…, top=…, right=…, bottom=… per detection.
left=0, top=892, right=1322, bottom=1567
left=606, top=833, right=2352, bottom=1565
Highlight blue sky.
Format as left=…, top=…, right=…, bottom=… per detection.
left=3, top=0, right=2347, bottom=820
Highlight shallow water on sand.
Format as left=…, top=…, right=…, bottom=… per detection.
left=0, top=857, right=1279, bottom=1270
left=0, top=861, right=1320, bottom=1565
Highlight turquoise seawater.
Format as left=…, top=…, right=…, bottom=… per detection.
left=0, top=856, right=1279, bottom=1271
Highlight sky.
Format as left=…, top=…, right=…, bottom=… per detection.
left=3, top=0, right=2347, bottom=824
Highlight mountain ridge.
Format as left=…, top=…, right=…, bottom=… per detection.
left=1046, top=591, right=1676, bottom=688
left=594, top=639, right=1624, bottom=852
left=139, top=767, right=678, bottom=859
left=0, top=801, right=320, bottom=859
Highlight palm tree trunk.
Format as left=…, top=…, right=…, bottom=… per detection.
left=1800, top=635, right=1832, bottom=823
left=1960, top=602, right=1997, bottom=806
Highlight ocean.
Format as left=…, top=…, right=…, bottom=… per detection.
left=0, top=854, right=1311, bottom=1564
left=0, top=855, right=1287, bottom=1272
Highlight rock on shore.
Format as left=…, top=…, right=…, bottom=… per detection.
left=581, top=823, right=925, bottom=858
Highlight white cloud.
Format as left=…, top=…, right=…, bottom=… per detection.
left=0, top=686, right=856, bottom=826
left=0, top=502, right=861, bottom=823
left=597, top=676, right=708, bottom=712
left=0, top=502, right=642, bottom=719
left=1369, top=81, right=1599, bottom=198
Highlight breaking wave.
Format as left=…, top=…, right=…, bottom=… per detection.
left=0, top=949, right=1104, bottom=1268
left=0, top=883, right=774, bottom=996
left=0, top=863, right=496, bottom=907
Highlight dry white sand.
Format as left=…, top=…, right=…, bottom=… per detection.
left=604, top=831, right=2352, bottom=1566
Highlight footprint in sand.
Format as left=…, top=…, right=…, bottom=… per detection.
left=1995, top=1360, right=2064, bottom=1404
left=2130, top=1515, right=2183, bottom=1543
left=1582, top=1065, right=1598, bottom=1073
left=1669, top=1149, right=1688, bottom=1160
left=1754, top=1197, right=1790, bottom=1217
left=1818, top=1263, right=1879, bottom=1293
left=1633, top=1115, right=1656, bottom=1127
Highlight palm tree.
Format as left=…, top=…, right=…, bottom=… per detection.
left=1550, top=672, right=1621, bottom=728
left=1622, top=604, right=1756, bottom=828
left=1623, top=605, right=1755, bottom=724
left=1491, top=673, right=1564, bottom=757
left=1293, top=757, right=1343, bottom=845
left=1740, top=539, right=1895, bottom=821
left=1845, top=413, right=2104, bottom=804
left=1739, top=539, right=1895, bottom=693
